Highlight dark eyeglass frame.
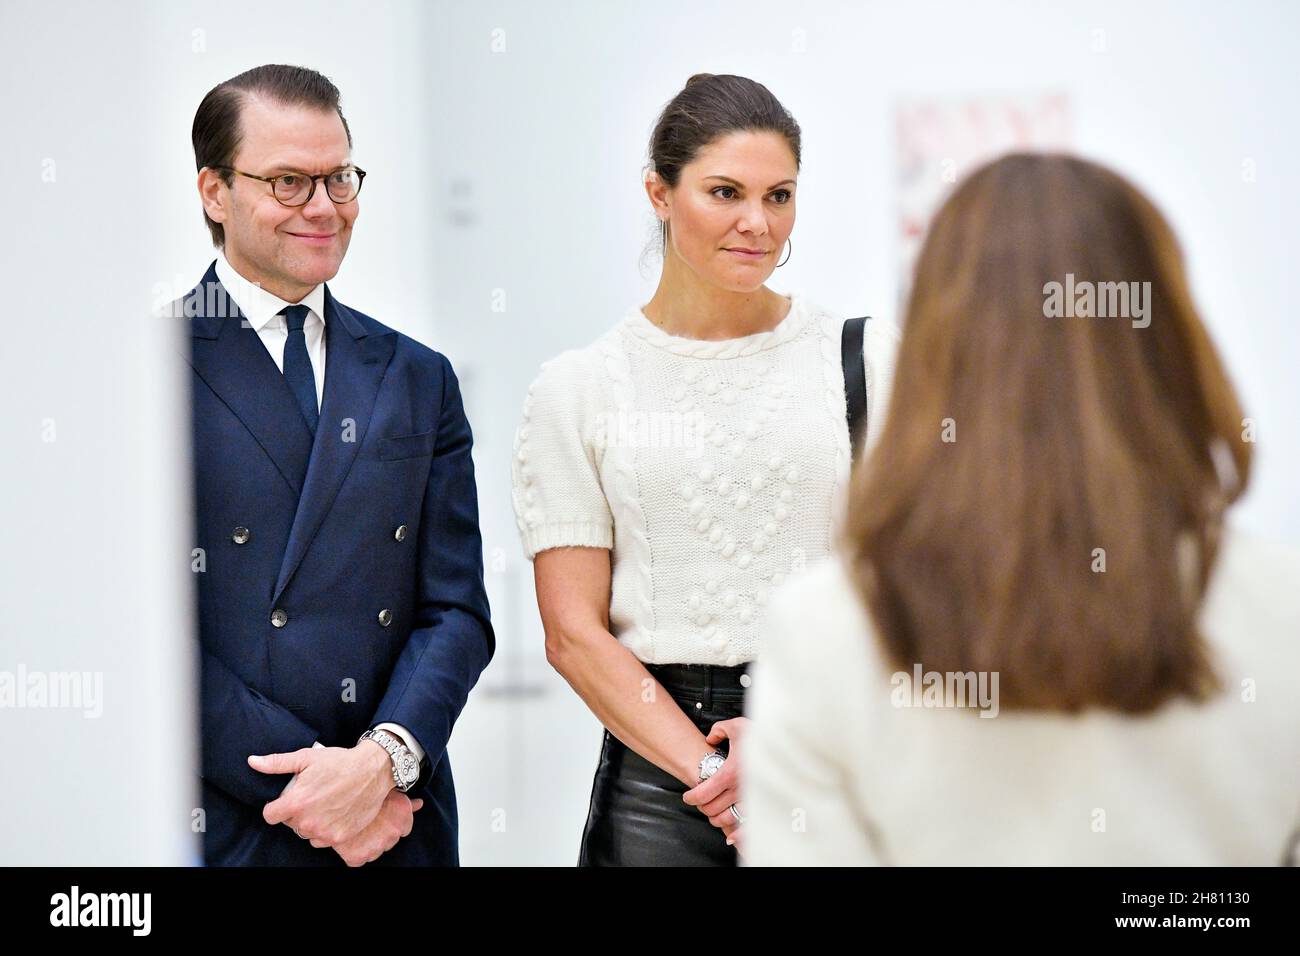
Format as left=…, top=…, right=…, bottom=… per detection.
left=211, top=164, right=367, bottom=207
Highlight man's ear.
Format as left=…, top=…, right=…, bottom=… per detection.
left=197, top=167, right=228, bottom=225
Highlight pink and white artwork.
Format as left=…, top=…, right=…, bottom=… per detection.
left=896, top=94, right=1072, bottom=296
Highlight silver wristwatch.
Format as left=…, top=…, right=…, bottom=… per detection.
left=698, top=750, right=727, bottom=782
left=360, top=728, right=420, bottom=792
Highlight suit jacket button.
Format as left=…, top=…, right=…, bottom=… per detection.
left=232, top=526, right=250, bottom=545
left=270, top=609, right=288, bottom=628
left=377, top=608, right=393, bottom=627
left=394, top=524, right=408, bottom=542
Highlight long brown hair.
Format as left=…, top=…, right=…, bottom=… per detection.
left=843, top=153, right=1252, bottom=713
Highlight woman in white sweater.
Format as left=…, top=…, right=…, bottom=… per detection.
left=743, top=152, right=1300, bottom=866
left=510, top=73, right=896, bottom=865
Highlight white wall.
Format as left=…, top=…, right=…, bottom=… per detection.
left=0, top=0, right=198, bottom=864
left=1, top=0, right=1295, bottom=866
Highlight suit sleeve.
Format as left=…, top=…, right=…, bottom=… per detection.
left=200, top=647, right=321, bottom=806
left=368, top=353, right=494, bottom=791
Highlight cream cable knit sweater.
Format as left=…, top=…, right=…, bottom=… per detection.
left=511, top=292, right=899, bottom=666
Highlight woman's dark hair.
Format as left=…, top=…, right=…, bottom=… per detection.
left=192, top=64, right=353, bottom=248
left=647, top=73, right=801, bottom=252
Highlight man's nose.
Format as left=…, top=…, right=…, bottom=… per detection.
left=301, top=179, right=338, bottom=219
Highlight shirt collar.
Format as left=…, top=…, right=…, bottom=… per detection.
left=215, top=252, right=328, bottom=332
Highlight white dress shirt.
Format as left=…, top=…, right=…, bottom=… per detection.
left=213, top=253, right=426, bottom=774
left=215, top=253, right=327, bottom=411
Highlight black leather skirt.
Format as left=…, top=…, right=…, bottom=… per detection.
left=577, top=662, right=749, bottom=867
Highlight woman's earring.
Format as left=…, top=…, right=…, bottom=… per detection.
left=776, top=237, right=792, bottom=267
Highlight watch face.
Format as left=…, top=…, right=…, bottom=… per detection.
left=398, top=753, right=419, bottom=783
left=700, top=754, right=725, bottom=779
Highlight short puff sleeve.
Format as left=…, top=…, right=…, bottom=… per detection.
left=511, top=349, right=615, bottom=560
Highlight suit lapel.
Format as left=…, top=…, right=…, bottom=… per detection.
left=184, top=262, right=314, bottom=497
left=272, top=286, right=397, bottom=604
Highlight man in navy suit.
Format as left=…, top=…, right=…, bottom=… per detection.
left=176, top=64, right=493, bottom=865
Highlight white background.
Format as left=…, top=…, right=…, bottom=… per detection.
left=1, top=0, right=1295, bottom=865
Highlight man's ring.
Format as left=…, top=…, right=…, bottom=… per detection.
left=729, top=804, right=744, bottom=825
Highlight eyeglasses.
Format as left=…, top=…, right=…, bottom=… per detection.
left=212, top=165, right=367, bottom=207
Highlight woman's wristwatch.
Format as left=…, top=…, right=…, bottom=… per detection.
left=359, top=728, right=421, bottom=792
left=698, top=750, right=727, bottom=781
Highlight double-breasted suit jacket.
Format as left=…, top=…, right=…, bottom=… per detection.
left=177, top=261, right=493, bottom=865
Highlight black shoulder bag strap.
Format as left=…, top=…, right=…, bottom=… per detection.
left=841, top=316, right=870, bottom=462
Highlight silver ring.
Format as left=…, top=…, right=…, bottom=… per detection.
left=729, top=804, right=744, bottom=825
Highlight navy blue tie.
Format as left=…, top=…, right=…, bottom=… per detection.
left=280, top=304, right=319, bottom=437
